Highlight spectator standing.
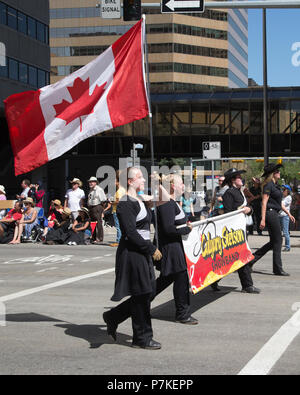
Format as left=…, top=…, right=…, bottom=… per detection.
left=16, top=179, right=30, bottom=201
left=180, top=189, right=195, bottom=221
left=279, top=185, right=292, bottom=252
left=87, top=176, right=106, bottom=244
left=64, top=178, right=85, bottom=222
left=209, top=176, right=227, bottom=217
left=110, top=171, right=126, bottom=247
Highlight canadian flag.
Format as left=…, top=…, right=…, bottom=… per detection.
left=4, top=19, right=149, bottom=176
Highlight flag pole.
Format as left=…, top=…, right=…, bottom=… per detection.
left=142, top=14, right=159, bottom=248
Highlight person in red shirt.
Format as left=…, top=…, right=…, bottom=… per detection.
left=0, top=201, right=23, bottom=243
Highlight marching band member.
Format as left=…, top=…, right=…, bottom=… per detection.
left=103, top=167, right=162, bottom=350
left=222, top=168, right=261, bottom=294
left=155, top=173, right=198, bottom=325
left=249, top=164, right=295, bottom=275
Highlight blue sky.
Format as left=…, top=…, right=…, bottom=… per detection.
left=248, top=9, right=300, bottom=86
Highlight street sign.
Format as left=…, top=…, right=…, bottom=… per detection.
left=202, top=141, right=221, bottom=160
left=161, top=0, right=204, bottom=13
left=100, top=0, right=121, bottom=19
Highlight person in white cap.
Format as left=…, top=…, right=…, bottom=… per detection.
left=87, top=176, right=106, bottom=243
left=0, top=185, right=7, bottom=220
left=64, top=178, right=85, bottom=222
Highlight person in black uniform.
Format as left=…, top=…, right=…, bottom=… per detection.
left=249, top=177, right=263, bottom=235
left=249, top=164, right=295, bottom=275
left=154, top=173, right=198, bottom=324
left=222, top=168, right=261, bottom=294
left=103, top=167, right=162, bottom=350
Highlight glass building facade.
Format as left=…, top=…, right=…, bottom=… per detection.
left=49, top=0, right=249, bottom=92
left=68, top=87, right=300, bottom=160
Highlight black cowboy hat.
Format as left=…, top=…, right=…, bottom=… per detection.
left=261, top=163, right=283, bottom=178
left=222, top=168, right=246, bottom=187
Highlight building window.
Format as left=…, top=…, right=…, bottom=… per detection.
left=38, top=69, right=46, bottom=88
left=8, top=58, right=18, bottom=80
left=7, top=6, right=17, bottom=29
left=0, top=60, right=8, bottom=78
left=0, top=2, right=48, bottom=44
left=0, top=1, right=7, bottom=24
left=27, top=17, right=36, bottom=39
left=28, top=65, right=37, bottom=87
left=19, top=62, right=28, bottom=84
left=17, top=11, right=27, bottom=34
left=37, top=21, right=45, bottom=42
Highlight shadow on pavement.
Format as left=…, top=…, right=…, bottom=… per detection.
left=151, top=286, right=237, bottom=322
left=5, top=312, right=64, bottom=323
left=55, top=323, right=132, bottom=349
left=5, top=312, right=132, bottom=349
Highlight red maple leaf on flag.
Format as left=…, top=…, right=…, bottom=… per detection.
left=53, top=77, right=107, bottom=132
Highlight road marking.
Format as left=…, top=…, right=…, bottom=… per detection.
left=2, top=255, right=73, bottom=265
left=80, top=256, right=104, bottom=262
left=0, top=268, right=115, bottom=303
left=238, top=308, right=300, bottom=375
left=36, top=267, right=59, bottom=273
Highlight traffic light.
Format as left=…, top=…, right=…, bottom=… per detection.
left=277, top=157, right=283, bottom=164
left=123, top=0, right=141, bottom=21
left=256, top=159, right=264, bottom=163
left=231, top=160, right=244, bottom=163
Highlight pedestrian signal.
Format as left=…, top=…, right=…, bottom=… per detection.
left=123, top=0, right=141, bottom=21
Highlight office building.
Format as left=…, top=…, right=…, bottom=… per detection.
left=49, top=0, right=248, bottom=92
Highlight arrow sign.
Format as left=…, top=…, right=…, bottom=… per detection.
left=161, top=0, right=204, bottom=13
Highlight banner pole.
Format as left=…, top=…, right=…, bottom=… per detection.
left=142, top=15, right=159, bottom=248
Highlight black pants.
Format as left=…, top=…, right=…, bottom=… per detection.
left=105, top=293, right=153, bottom=346
left=154, top=270, right=190, bottom=321
left=251, top=210, right=283, bottom=273
left=253, top=206, right=262, bottom=234
left=237, top=264, right=253, bottom=289
left=89, top=204, right=104, bottom=242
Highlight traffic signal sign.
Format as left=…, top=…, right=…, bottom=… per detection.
left=123, top=0, right=141, bottom=21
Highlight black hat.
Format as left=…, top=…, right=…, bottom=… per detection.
left=261, top=163, right=283, bottom=178
left=222, top=168, right=246, bottom=187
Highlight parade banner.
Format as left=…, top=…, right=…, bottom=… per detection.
left=180, top=210, right=254, bottom=294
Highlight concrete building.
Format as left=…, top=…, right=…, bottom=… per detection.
left=0, top=0, right=50, bottom=192
left=49, top=0, right=248, bottom=92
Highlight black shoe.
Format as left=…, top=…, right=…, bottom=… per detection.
left=132, top=339, right=161, bottom=350
left=283, top=248, right=290, bottom=252
left=175, top=316, right=198, bottom=325
left=103, top=311, right=117, bottom=342
left=210, top=282, right=221, bottom=292
left=241, top=286, right=261, bottom=294
left=274, top=271, right=290, bottom=276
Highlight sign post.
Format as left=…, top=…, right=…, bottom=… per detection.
left=202, top=142, right=221, bottom=195
left=100, top=0, right=121, bottom=19
left=161, top=0, right=204, bottom=13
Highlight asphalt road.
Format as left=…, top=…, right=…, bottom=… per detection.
left=0, top=232, right=300, bottom=376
